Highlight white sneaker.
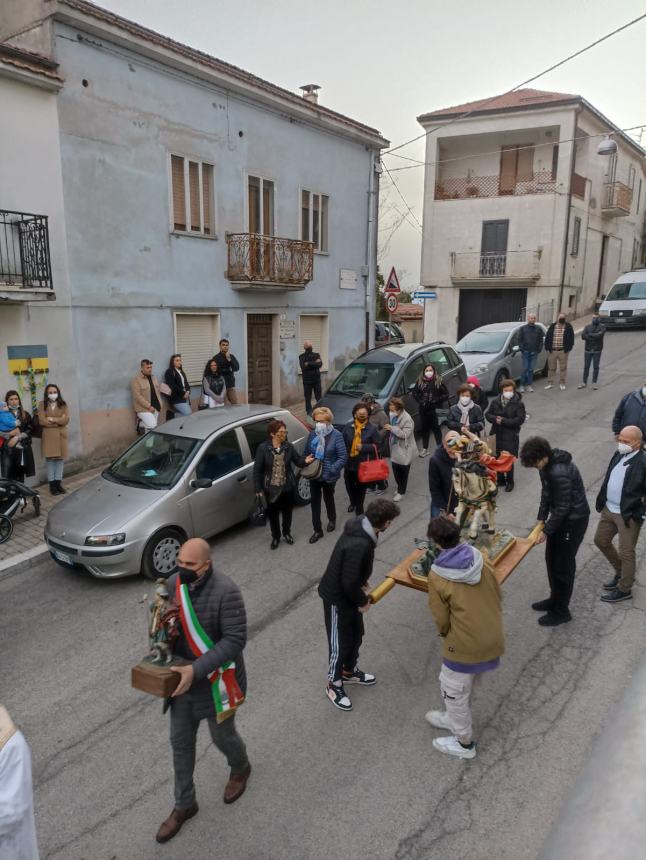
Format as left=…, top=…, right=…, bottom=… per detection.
left=393, top=492, right=403, bottom=502
left=577, top=383, right=587, bottom=389
left=425, top=710, right=453, bottom=730
left=518, top=386, right=525, bottom=393
left=560, top=384, right=566, bottom=391
left=419, top=448, right=428, bottom=458
left=432, top=735, right=476, bottom=759
left=544, top=383, right=553, bottom=390
left=592, top=384, right=598, bottom=390
left=527, top=386, right=534, bottom=392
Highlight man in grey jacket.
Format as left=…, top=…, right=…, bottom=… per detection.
left=156, top=538, right=250, bottom=844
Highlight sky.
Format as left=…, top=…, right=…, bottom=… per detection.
left=100, top=0, right=646, bottom=291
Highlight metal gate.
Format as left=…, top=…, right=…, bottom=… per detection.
left=457, top=288, right=527, bottom=340
left=247, top=314, right=273, bottom=404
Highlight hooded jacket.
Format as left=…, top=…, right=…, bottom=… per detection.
left=612, top=389, right=646, bottom=436
left=317, top=516, right=376, bottom=610
left=427, top=544, right=505, bottom=665
left=537, top=448, right=590, bottom=536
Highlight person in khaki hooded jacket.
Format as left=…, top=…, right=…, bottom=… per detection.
left=0, top=705, right=39, bottom=859
left=425, top=516, right=505, bottom=760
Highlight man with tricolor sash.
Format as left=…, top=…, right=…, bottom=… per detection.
left=156, top=538, right=251, bottom=844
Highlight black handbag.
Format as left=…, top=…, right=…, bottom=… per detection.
left=249, top=495, right=267, bottom=527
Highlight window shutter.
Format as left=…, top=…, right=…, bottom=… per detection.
left=202, top=164, right=213, bottom=234
left=175, top=314, right=219, bottom=384
left=517, top=145, right=534, bottom=182
left=188, top=161, right=200, bottom=231
left=499, top=147, right=517, bottom=194
left=299, top=315, right=328, bottom=371
left=171, top=155, right=186, bottom=230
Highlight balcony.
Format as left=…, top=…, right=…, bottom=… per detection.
left=450, top=250, right=541, bottom=285
left=225, top=233, right=314, bottom=291
left=601, top=181, right=632, bottom=217
left=0, top=210, right=54, bottom=300
left=435, top=170, right=556, bottom=201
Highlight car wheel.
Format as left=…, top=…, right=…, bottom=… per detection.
left=294, top=474, right=312, bottom=506
left=141, top=528, right=185, bottom=580
left=491, top=370, right=507, bottom=394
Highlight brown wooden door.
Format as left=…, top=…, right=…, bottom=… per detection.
left=247, top=314, right=273, bottom=404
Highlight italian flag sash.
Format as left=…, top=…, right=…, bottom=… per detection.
left=176, top=578, right=245, bottom=723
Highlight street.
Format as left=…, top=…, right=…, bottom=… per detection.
left=3, top=329, right=646, bottom=860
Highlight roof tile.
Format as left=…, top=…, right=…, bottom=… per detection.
left=418, top=88, right=579, bottom=122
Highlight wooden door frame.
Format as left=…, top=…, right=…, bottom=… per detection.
left=244, top=311, right=280, bottom=405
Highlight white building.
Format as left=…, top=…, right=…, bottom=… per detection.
left=417, top=89, right=646, bottom=342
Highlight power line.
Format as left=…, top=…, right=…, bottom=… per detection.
left=381, top=164, right=423, bottom=232
left=383, top=12, right=646, bottom=157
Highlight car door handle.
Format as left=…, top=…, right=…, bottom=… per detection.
left=237, top=476, right=248, bottom=483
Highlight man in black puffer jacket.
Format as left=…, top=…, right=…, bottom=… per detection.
left=318, top=499, right=400, bottom=711
left=156, top=538, right=250, bottom=844
left=520, top=437, right=590, bottom=627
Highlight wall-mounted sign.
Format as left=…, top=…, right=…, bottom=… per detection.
left=339, top=269, right=357, bottom=290
left=279, top=320, right=296, bottom=339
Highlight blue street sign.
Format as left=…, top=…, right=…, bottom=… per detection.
left=413, top=291, right=437, bottom=299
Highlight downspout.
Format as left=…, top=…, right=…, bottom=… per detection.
left=557, top=107, right=581, bottom=314
left=365, top=149, right=379, bottom=351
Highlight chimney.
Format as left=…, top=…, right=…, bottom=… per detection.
left=300, top=84, right=321, bottom=105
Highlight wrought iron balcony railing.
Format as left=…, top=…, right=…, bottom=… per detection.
left=0, top=210, right=53, bottom=289
left=451, top=250, right=541, bottom=283
left=226, top=233, right=314, bottom=289
left=435, top=170, right=556, bottom=200
left=601, top=181, right=632, bottom=216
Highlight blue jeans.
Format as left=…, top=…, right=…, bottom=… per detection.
left=521, top=351, right=538, bottom=386
left=430, top=502, right=444, bottom=519
left=583, top=351, right=601, bottom=384
left=173, top=401, right=192, bottom=416
left=46, top=458, right=64, bottom=481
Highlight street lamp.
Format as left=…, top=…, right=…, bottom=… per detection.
left=597, top=134, right=618, bottom=156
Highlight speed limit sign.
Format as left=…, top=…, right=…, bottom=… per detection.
left=386, top=294, right=399, bottom=314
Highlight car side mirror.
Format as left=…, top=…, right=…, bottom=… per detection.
left=190, top=478, right=213, bottom=489
left=511, top=344, right=520, bottom=353
left=600, top=294, right=606, bottom=301
left=408, top=383, right=416, bottom=392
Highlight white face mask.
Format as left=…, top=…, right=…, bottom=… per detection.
left=424, top=371, right=434, bottom=380
left=314, top=422, right=326, bottom=433
left=48, top=393, right=58, bottom=402
left=459, top=396, right=471, bottom=407
left=642, top=387, right=646, bottom=398
left=617, top=442, right=634, bottom=456
left=502, top=390, right=514, bottom=400
left=389, top=412, right=398, bottom=421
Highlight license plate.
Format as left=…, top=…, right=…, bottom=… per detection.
left=52, top=549, right=73, bottom=566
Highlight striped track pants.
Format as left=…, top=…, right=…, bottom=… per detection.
left=323, top=601, right=364, bottom=684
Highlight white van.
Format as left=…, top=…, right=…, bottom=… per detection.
left=599, top=269, right=646, bottom=328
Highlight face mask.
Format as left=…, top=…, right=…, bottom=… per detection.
left=424, top=371, right=434, bottom=380
left=305, top=346, right=312, bottom=352
left=642, top=387, right=646, bottom=399
left=459, top=396, right=471, bottom=406
left=558, top=317, right=565, bottom=324
left=502, top=390, right=514, bottom=400
left=356, top=416, right=367, bottom=425
left=177, top=566, right=199, bottom=584
left=9, top=405, right=19, bottom=412
left=389, top=412, right=398, bottom=421
left=617, top=442, right=633, bottom=456
left=592, top=318, right=599, bottom=326
left=48, top=393, right=58, bottom=402
left=315, top=422, right=326, bottom=433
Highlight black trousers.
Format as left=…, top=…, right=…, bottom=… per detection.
left=420, top=409, right=442, bottom=448
left=310, top=480, right=337, bottom=531
left=497, top=465, right=515, bottom=485
left=344, top=469, right=367, bottom=515
left=323, top=600, right=364, bottom=683
left=545, top=515, right=589, bottom=616
left=304, top=379, right=322, bottom=415
left=267, top=491, right=294, bottom=540
left=392, top=462, right=411, bottom=495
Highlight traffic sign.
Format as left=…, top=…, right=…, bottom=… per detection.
left=413, top=291, right=437, bottom=300
left=384, top=267, right=401, bottom=294
left=386, top=294, right=399, bottom=314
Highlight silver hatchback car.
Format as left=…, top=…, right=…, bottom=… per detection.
left=456, top=321, right=548, bottom=393
left=45, top=406, right=310, bottom=580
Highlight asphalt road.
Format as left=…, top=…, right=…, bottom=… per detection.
left=3, top=329, right=646, bottom=860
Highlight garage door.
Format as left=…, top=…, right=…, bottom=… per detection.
left=458, top=289, right=527, bottom=340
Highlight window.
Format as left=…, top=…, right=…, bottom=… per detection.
left=637, top=179, right=642, bottom=214
left=551, top=145, right=559, bottom=181
left=242, top=420, right=273, bottom=459
left=174, top=313, right=220, bottom=384
left=571, top=216, right=581, bottom=257
left=170, top=154, right=214, bottom=235
left=633, top=239, right=640, bottom=270
left=196, top=431, right=243, bottom=481
left=424, top=348, right=451, bottom=376
left=402, top=356, right=426, bottom=390
left=628, top=164, right=636, bottom=191
left=301, top=190, right=329, bottom=252
left=298, top=314, right=329, bottom=372
left=328, top=362, right=397, bottom=398
left=499, top=145, right=534, bottom=194
left=106, top=432, right=199, bottom=490
left=248, top=175, right=274, bottom=235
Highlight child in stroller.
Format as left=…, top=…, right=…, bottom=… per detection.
left=0, top=478, right=41, bottom=544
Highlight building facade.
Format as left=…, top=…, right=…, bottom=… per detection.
left=1, top=0, right=386, bottom=466
left=417, top=89, right=645, bottom=342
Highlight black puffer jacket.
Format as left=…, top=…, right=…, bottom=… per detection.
left=428, top=446, right=457, bottom=513
left=596, top=450, right=646, bottom=524
left=485, top=393, right=526, bottom=457
left=253, top=441, right=306, bottom=494
left=537, top=449, right=590, bottom=536
left=167, top=568, right=247, bottom=720
left=318, top=516, right=375, bottom=610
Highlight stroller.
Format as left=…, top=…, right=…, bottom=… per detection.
left=0, top=478, right=41, bottom=544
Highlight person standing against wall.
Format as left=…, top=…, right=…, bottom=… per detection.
left=299, top=340, right=323, bottom=417
left=131, top=359, right=162, bottom=432
left=578, top=313, right=606, bottom=390
left=164, top=354, right=192, bottom=416
left=518, top=313, right=544, bottom=394
left=213, top=339, right=240, bottom=405
left=38, top=383, right=70, bottom=495
left=201, top=359, right=225, bottom=409
left=544, top=312, right=574, bottom=391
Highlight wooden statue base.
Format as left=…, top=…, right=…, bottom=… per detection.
left=131, top=658, right=188, bottom=698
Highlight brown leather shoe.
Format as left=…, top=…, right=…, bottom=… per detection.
left=155, top=802, right=199, bottom=843
left=223, top=763, right=252, bottom=804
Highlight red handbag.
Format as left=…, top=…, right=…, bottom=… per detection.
left=358, top=445, right=390, bottom=484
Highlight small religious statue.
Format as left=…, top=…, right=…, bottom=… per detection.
left=147, top=579, right=180, bottom=665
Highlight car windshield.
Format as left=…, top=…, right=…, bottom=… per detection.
left=328, top=361, right=399, bottom=398
left=456, top=331, right=509, bottom=354
left=605, top=281, right=646, bottom=301
left=103, top=432, right=200, bottom=490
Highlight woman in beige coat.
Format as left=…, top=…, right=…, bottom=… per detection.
left=37, top=384, right=70, bottom=495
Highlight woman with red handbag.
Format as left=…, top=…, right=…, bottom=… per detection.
left=341, top=403, right=381, bottom=516
left=383, top=397, right=415, bottom=502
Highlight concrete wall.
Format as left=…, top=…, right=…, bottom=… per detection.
left=48, top=21, right=376, bottom=457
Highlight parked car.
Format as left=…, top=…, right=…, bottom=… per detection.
left=45, top=406, right=310, bottom=580
left=375, top=321, right=405, bottom=345
left=456, top=321, right=548, bottom=393
left=316, top=342, right=466, bottom=430
left=599, top=268, right=646, bottom=328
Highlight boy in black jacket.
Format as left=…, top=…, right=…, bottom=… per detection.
left=318, top=499, right=400, bottom=710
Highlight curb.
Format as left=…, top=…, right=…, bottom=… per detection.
left=0, top=543, right=49, bottom=583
